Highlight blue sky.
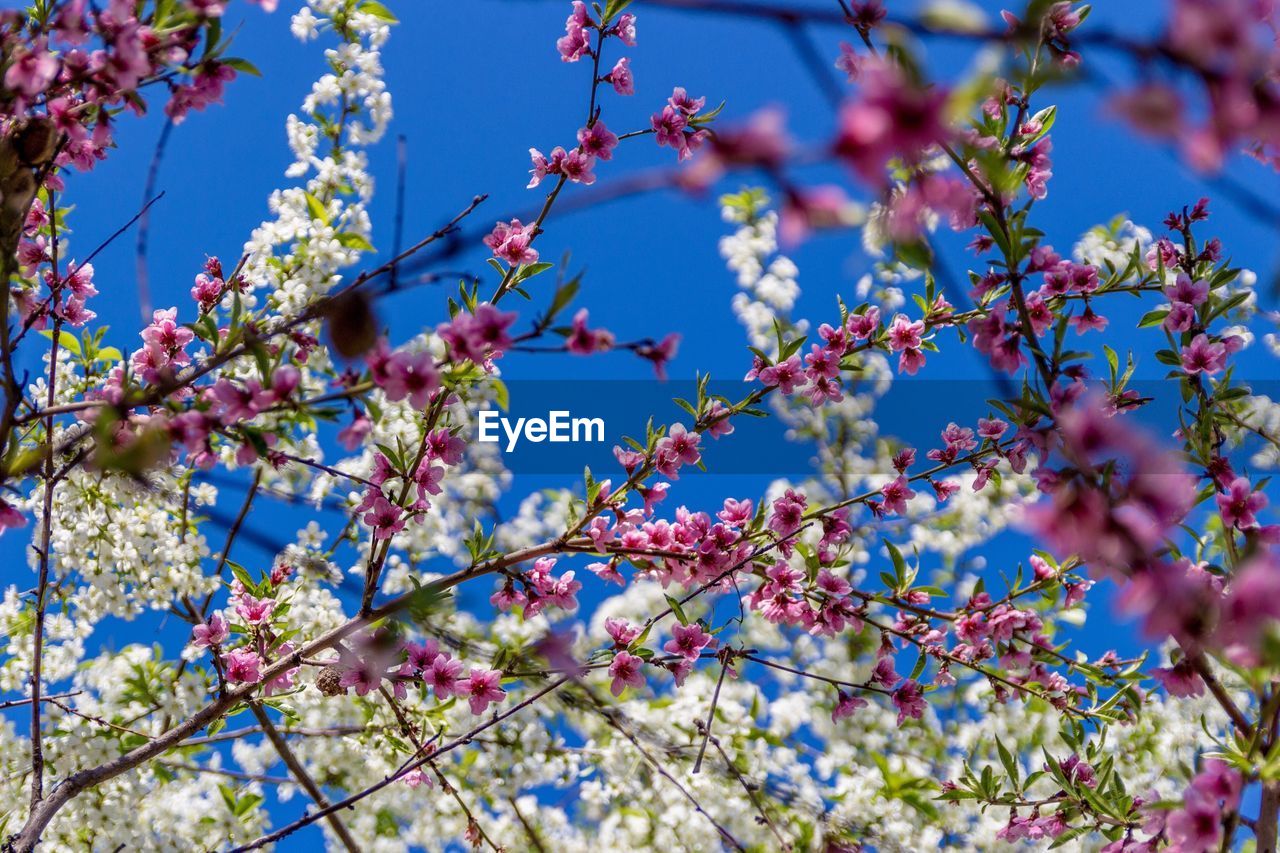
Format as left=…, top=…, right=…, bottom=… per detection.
left=5, top=0, right=1280, bottom=847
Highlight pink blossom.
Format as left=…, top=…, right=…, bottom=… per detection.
left=1166, top=272, right=1210, bottom=306
left=835, top=60, right=949, bottom=182
left=402, top=769, right=432, bottom=788
left=223, top=648, right=263, bottom=683
left=886, top=314, right=924, bottom=351
left=438, top=303, right=518, bottom=364
left=363, top=493, right=406, bottom=540
left=1180, top=334, right=1226, bottom=375
left=831, top=690, right=868, bottom=721
left=378, top=350, right=439, bottom=410
left=1217, top=476, right=1267, bottom=529
left=718, top=497, right=753, bottom=526
left=871, top=657, right=900, bottom=688
left=608, top=57, right=634, bottom=95
left=1214, top=554, right=1280, bottom=664
left=425, top=654, right=464, bottom=698
left=192, top=272, right=224, bottom=311
left=757, top=355, right=805, bottom=394
left=0, top=500, right=27, bottom=535
left=577, top=121, right=618, bottom=161
left=1151, top=659, right=1205, bottom=697
left=339, top=659, right=383, bottom=696
left=560, top=148, right=597, bottom=185
left=891, top=679, right=926, bottom=724
left=5, top=45, right=59, bottom=97
left=637, top=333, right=680, bottom=380
left=880, top=475, right=915, bottom=515
left=484, top=219, right=539, bottom=267
left=264, top=643, right=299, bottom=695
left=192, top=613, right=229, bottom=648
left=835, top=42, right=860, bottom=81
left=557, top=14, right=592, bottom=62
left=458, top=667, right=506, bottom=714
left=977, top=417, right=1007, bottom=441
left=566, top=308, right=615, bottom=354
left=337, top=413, right=372, bottom=451
left=234, top=594, right=275, bottom=626
left=612, top=13, right=637, bottom=46
left=664, top=623, right=714, bottom=660
left=605, top=617, right=641, bottom=647
left=768, top=489, right=807, bottom=536
left=651, top=105, right=688, bottom=150
left=655, top=423, right=701, bottom=478
left=608, top=651, right=645, bottom=696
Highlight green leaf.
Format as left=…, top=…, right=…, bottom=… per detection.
left=883, top=539, right=907, bottom=590
left=491, top=379, right=509, bottom=413
left=1137, top=308, right=1169, bottom=328
left=511, top=261, right=554, bottom=286
left=221, top=57, right=261, bottom=77
left=336, top=232, right=375, bottom=252
left=304, top=191, right=328, bottom=224
left=546, top=271, right=582, bottom=320
left=995, top=736, right=1020, bottom=788
left=603, top=0, right=634, bottom=22
left=39, top=329, right=81, bottom=356
left=665, top=594, right=690, bottom=626
left=358, top=0, right=399, bottom=22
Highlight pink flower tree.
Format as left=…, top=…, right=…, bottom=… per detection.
left=1, top=0, right=1280, bottom=850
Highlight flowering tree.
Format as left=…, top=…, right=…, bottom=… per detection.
left=2, top=0, right=1280, bottom=849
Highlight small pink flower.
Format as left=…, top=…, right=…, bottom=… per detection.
left=608, top=651, right=645, bottom=696
left=234, top=594, right=275, bottom=626
left=5, top=45, right=59, bottom=97
left=337, top=413, right=372, bottom=451
left=891, top=679, right=925, bottom=724
left=718, top=497, right=753, bottom=526
left=612, top=13, right=637, bottom=46
left=880, top=475, right=915, bottom=515
left=655, top=423, right=701, bottom=478
left=757, top=356, right=804, bottom=394
left=223, top=648, right=263, bottom=683
left=577, top=121, right=618, bottom=161
left=458, top=667, right=506, bottom=714
left=339, top=660, right=382, bottom=696
left=663, top=623, right=714, bottom=661
left=363, top=494, right=406, bottom=540
left=1166, top=272, right=1209, bottom=306
left=887, top=314, right=924, bottom=351
left=768, top=489, right=807, bottom=536
left=1151, top=660, right=1205, bottom=697
left=977, top=417, right=1007, bottom=441
left=192, top=613, right=229, bottom=648
left=637, top=332, right=679, bottom=380
left=484, top=219, right=539, bottom=267
left=0, top=500, right=27, bottom=535
left=264, top=643, right=299, bottom=695
left=608, top=57, right=634, bottom=95
left=835, top=42, right=860, bottom=81
left=379, top=350, right=439, bottom=410
left=831, top=690, right=867, bottom=721
left=566, top=308, right=615, bottom=355
left=425, top=654, right=464, bottom=698
left=402, top=768, right=432, bottom=788
left=560, top=148, right=597, bottom=185
left=1180, top=334, right=1226, bottom=375
left=1217, top=476, right=1267, bottom=529
left=557, top=14, right=592, bottom=62
left=605, top=617, right=642, bottom=647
